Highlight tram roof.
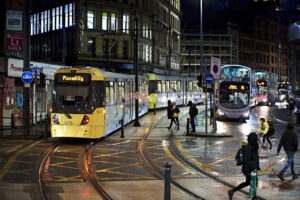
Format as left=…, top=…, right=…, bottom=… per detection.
left=54, top=66, right=147, bottom=81
left=146, top=73, right=197, bottom=81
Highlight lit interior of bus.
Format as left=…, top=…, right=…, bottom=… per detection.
left=219, top=82, right=250, bottom=109
left=221, top=66, right=250, bottom=82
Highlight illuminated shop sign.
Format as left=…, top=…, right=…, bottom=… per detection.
left=55, top=73, right=91, bottom=84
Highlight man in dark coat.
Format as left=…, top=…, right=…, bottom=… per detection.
left=188, top=101, right=197, bottom=133
left=276, top=123, right=298, bottom=181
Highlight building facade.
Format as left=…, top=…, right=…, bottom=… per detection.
left=180, top=31, right=238, bottom=76
left=288, top=21, right=300, bottom=92
left=30, top=0, right=181, bottom=74
left=238, top=16, right=289, bottom=80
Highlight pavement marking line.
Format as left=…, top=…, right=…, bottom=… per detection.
left=96, top=169, right=154, bottom=179
left=176, top=139, right=218, bottom=175
left=105, top=140, right=132, bottom=146
left=189, top=138, right=236, bottom=152
left=162, top=145, right=197, bottom=175
left=50, top=164, right=78, bottom=170
left=4, top=140, right=35, bottom=154
left=0, top=140, right=40, bottom=181
left=259, top=157, right=287, bottom=175
left=206, top=155, right=235, bottom=166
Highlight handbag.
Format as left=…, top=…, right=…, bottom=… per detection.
left=249, top=171, right=257, bottom=198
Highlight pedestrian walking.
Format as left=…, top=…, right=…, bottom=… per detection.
left=188, top=101, right=198, bottom=133
left=168, top=101, right=176, bottom=130
left=173, top=102, right=180, bottom=130
left=228, top=132, right=260, bottom=200
left=276, top=123, right=298, bottom=181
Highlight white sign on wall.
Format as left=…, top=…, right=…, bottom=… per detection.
left=6, top=10, right=22, bottom=31
left=7, top=58, right=65, bottom=79
left=210, top=57, right=221, bottom=80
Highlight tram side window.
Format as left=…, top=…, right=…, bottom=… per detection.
left=193, top=82, right=198, bottom=92
left=105, top=81, right=115, bottom=105
left=149, top=80, right=158, bottom=94
left=92, top=81, right=105, bottom=107
left=166, top=81, right=170, bottom=92
left=157, top=81, right=162, bottom=93
left=118, top=82, right=125, bottom=100
left=161, top=81, right=166, bottom=93
left=177, top=81, right=181, bottom=92
left=188, top=81, right=193, bottom=92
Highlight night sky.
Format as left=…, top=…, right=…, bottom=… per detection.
left=181, top=0, right=300, bottom=33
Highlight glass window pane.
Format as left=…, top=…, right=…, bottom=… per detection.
left=102, top=12, right=108, bottom=30
left=56, top=7, right=59, bottom=30
left=65, top=5, right=69, bottom=27
left=87, top=10, right=94, bottom=29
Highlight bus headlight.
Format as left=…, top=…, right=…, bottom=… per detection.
left=263, top=99, right=267, bottom=102
left=52, top=114, right=59, bottom=124
left=218, top=110, right=224, bottom=116
left=243, top=112, right=249, bottom=118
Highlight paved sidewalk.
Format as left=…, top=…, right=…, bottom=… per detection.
left=0, top=121, right=48, bottom=138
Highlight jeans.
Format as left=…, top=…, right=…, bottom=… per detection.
left=280, top=152, right=296, bottom=176
left=190, top=116, right=195, bottom=131
left=262, top=134, right=272, bottom=147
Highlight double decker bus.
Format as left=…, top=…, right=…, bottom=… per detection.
left=216, top=65, right=252, bottom=120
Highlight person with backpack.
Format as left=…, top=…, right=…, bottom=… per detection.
left=188, top=101, right=198, bottom=133
left=168, top=100, right=175, bottom=130
left=257, top=117, right=272, bottom=149
left=276, top=123, right=298, bottom=181
left=228, top=132, right=260, bottom=200
left=173, top=102, right=180, bottom=130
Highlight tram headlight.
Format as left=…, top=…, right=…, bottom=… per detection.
left=81, top=115, right=90, bottom=125
left=263, top=98, right=267, bottom=103
left=52, top=114, right=59, bottom=124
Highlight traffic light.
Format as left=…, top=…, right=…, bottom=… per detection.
left=39, top=73, right=45, bottom=86
left=197, top=75, right=203, bottom=87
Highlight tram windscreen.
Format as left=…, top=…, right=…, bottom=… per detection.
left=53, top=73, right=92, bottom=114
left=219, top=82, right=250, bottom=109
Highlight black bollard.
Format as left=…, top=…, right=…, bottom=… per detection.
left=154, top=104, right=156, bottom=115
left=186, top=118, right=190, bottom=135
left=44, top=114, right=49, bottom=139
left=164, top=162, right=172, bottom=200
left=120, top=119, right=125, bottom=138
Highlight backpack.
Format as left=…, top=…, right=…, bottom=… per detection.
left=267, top=120, right=275, bottom=137
left=191, top=105, right=198, bottom=116
left=235, top=148, right=244, bottom=166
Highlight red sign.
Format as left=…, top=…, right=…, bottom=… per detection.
left=6, top=33, right=23, bottom=51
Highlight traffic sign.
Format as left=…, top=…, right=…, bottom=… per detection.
left=21, top=71, right=33, bottom=84
left=205, top=74, right=214, bottom=85
left=210, top=57, right=221, bottom=80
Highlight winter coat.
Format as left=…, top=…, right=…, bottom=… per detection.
left=277, top=129, right=298, bottom=153
left=242, top=145, right=260, bottom=176
left=173, top=106, right=180, bottom=118
left=189, top=104, right=198, bottom=118
left=167, top=104, right=173, bottom=119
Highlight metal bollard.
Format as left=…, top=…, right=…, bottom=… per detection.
left=44, top=114, right=49, bottom=139
left=120, top=119, right=125, bottom=138
left=164, top=162, right=172, bottom=200
left=154, top=104, right=156, bottom=115
left=186, top=118, right=190, bottom=135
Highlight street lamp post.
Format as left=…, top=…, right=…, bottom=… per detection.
left=200, top=0, right=203, bottom=75
left=23, top=0, right=31, bottom=136
left=134, top=17, right=140, bottom=127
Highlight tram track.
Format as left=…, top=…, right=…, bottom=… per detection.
left=137, top=113, right=205, bottom=200
left=37, top=141, right=61, bottom=200
left=169, top=116, right=267, bottom=200
left=81, top=140, right=113, bottom=200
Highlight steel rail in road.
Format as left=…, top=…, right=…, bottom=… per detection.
left=81, top=140, right=113, bottom=200
left=38, top=141, right=61, bottom=200
left=169, top=129, right=267, bottom=200
left=137, top=113, right=205, bottom=200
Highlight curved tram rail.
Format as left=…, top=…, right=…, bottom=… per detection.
left=38, top=141, right=61, bottom=200
left=137, top=115, right=205, bottom=200
left=81, top=140, right=113, bottom=200
left=169, top=129, right=267, bottom=200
